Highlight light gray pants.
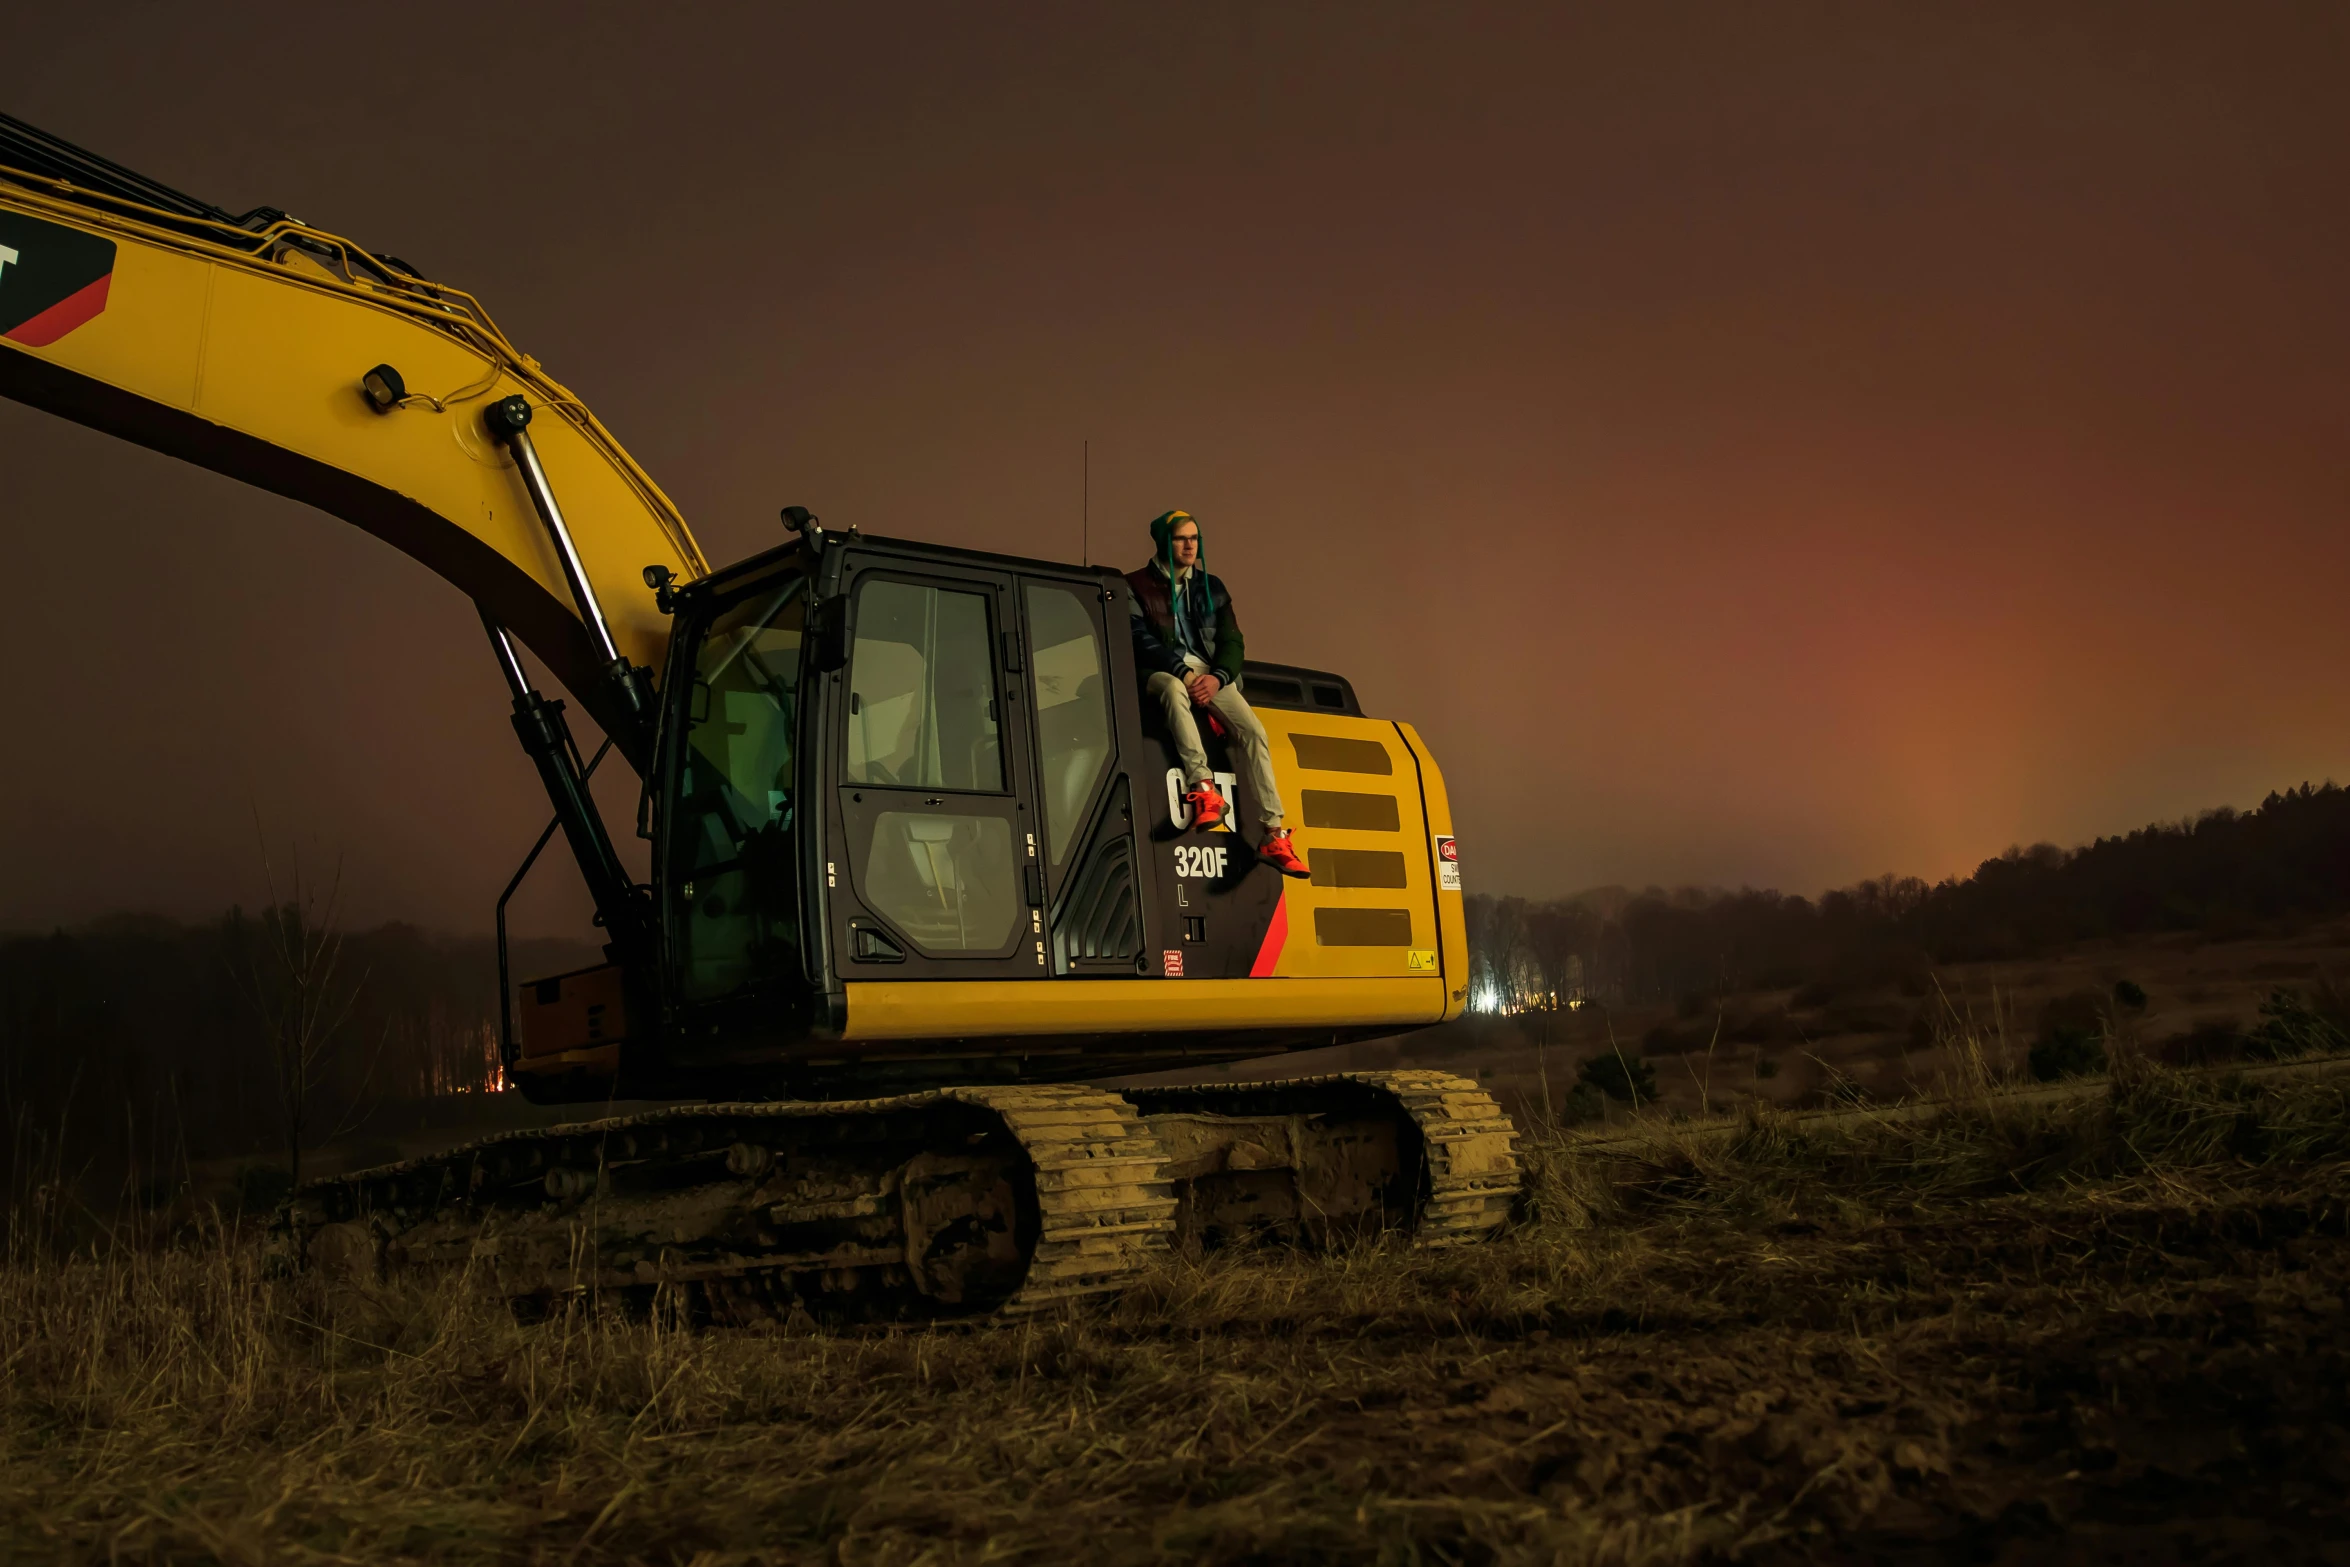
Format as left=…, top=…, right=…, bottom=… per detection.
left=1148, top=654, right=1286, bottom=829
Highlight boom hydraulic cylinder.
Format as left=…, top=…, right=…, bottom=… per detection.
left=480, top=610, right=651, bottom=967
left=482, top=396, right=659, bottom=760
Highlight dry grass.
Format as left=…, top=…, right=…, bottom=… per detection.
left=8, top=1065, right=2350, bottom=1565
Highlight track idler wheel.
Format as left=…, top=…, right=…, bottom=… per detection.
left=898, top=1148, right=1029, bottom=1304
left=1124, top=1070, right=1520, bottom=1249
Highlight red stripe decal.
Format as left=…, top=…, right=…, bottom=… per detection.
left=5, top=272, right=113, bottom=347
left=1249, top=891, right=1289, bottom=977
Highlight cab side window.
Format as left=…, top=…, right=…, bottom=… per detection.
left=844, top=578, right=1019, bottom=954
left=675, top=580, right=804, bottom=999
left=1024, top=583, right=1112, bottom=867
left=846, top=579, right=1000, bottom=791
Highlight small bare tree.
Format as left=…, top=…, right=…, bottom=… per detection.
left=234, top=841, right=363, bottom=1190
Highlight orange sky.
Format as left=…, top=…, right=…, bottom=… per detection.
left=7, top=3, right=2350, bottom=933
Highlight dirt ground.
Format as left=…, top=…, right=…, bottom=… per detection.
left=9, top=1065, right=2350, bottom=1564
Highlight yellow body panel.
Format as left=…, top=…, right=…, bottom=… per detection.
left=841, top=705, right=1469, bottom=1044
left=842, top=976, right=1448, bottom=1041
left=0, top=174, right=704, bottom=717
left=1247, top=707, right=1439, bottom=981
left=1396, top=721, right=1471, bottom=1022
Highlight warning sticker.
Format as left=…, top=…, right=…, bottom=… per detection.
left=1407, top=949, right=1438, bottom=971
left=1162, top=949, right=1185, bottom=978
left=1435, top=835, right=1461, bottom=891
left=0, top=212, right=117, bottom=347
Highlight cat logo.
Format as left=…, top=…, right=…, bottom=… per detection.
left=1164, top=767, right=1238, bottom=832
left=0, top=212, right=118, bottom=347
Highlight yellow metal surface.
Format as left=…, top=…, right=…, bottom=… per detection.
left=1243, top=707, right=1439, bottom=981
left=841, top=976, right=1448, bottom=1041
left=517, top=961, right=630, bottom=1059
left=1394, top=721, right=1469, bottom=1022
left=0, top=169, right=706, bottom=718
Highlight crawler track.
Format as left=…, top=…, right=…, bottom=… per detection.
left=986, top=1086, right=1182, bottom=1314
left=282, top=1085, right=1178, bottom=1319
left=280, top=1070, right=1520, bottom=1319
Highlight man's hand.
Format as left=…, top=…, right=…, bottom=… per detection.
left=1185, top=671, right=1222, bottom=706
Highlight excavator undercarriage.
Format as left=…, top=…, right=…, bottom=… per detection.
left=283, top=1071, right=1518, bottom=1321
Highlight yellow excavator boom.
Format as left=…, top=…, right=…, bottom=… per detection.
left=0, top=142, right=703, bottom=745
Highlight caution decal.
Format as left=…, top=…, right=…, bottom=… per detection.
left=0, top=211, right=117, bottom=347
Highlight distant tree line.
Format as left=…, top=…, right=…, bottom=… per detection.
left=0, top=910, right=593, bottom=1205
left=1468, top=783, right=2350, bottom=1012
left=17, top=781, right=2350, bottom=1206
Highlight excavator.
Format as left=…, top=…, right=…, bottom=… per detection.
left=0, top=113, right=1517, bottom=1318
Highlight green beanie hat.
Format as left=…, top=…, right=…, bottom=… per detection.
left=1148, top=510, right=1202, bottom=577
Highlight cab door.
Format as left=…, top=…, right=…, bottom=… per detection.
left=825, top=560, right=1047, bottom=979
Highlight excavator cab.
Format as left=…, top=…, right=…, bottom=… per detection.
left=810, top=544, right=1139, bottom=987
left=507, top=517, right=1470, bottom=1103
left=514, top=531, right=1161, bottom=1098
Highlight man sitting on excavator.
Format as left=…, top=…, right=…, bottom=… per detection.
left=1128, top=510, right=1311, bottom=878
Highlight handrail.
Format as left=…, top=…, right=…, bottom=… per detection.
left=495, top=737, right=614, bottom=1074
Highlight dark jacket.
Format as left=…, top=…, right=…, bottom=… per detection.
left=1128, top=560, right=1246, bottom=688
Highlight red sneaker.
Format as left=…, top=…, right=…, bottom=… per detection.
left=1184, top=780, right=1228, bottom=832
left=1258, top=829, right=1310, bottom=879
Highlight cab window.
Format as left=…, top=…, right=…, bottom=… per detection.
left=1025, top=583, right=1112, bottom=867
left=843, top=577, right=1019, bottom=955
left=846, top=578, right=1000, bottom=791
left=673, top=579, right=804, bottom=1000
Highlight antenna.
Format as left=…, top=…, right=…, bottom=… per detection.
left=1082, top=439, right=1089, bottom=567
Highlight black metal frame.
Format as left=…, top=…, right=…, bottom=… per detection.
left=494, top=738, right=612, bottom=1074
left=1234, top=660, right=1363, bottom=717
left=646, top=555, right=812, bottom=1020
